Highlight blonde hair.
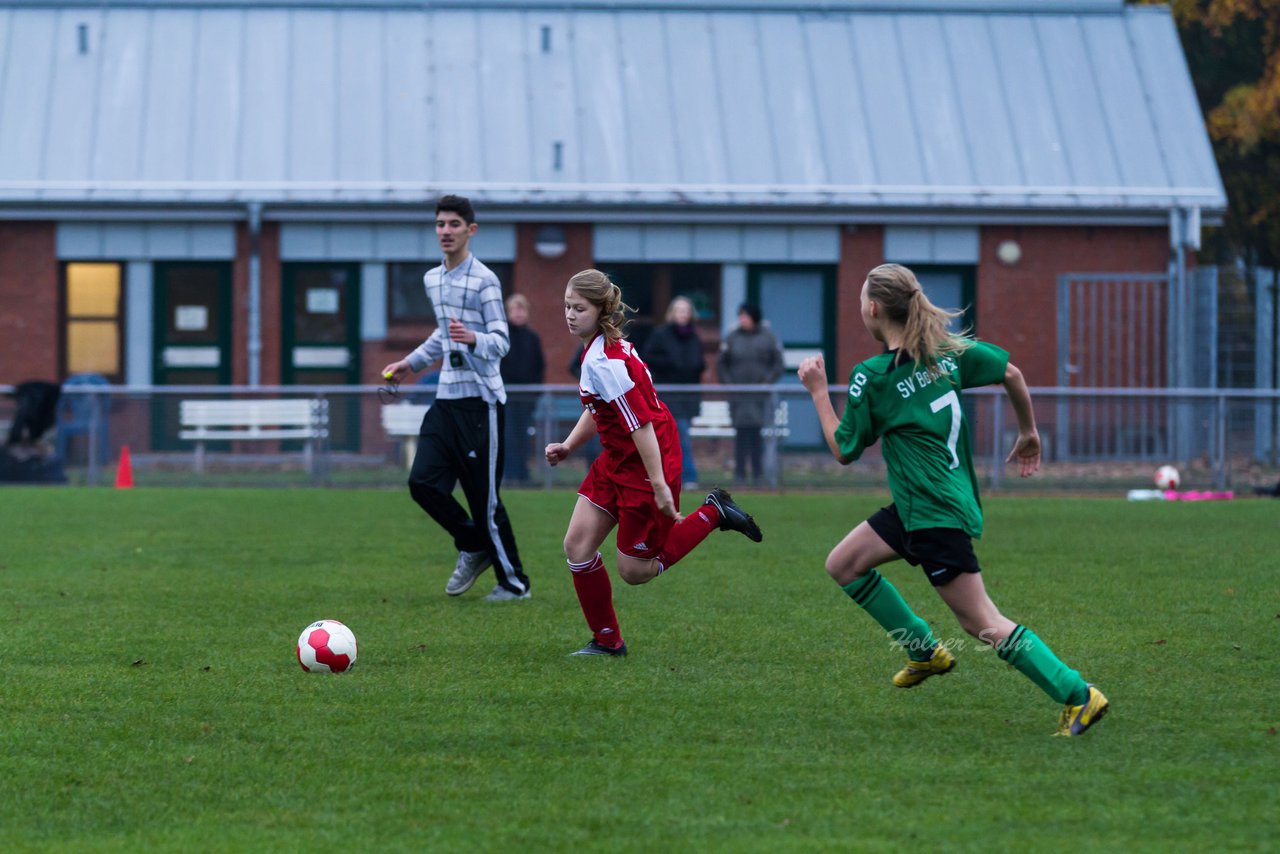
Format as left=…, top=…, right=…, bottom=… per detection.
left=665, top=296, right=695, bottom=324
left=866, top=263, right=972, bottom=374
left=567, top=269, right=635, bottom=343
left=505, top=293, right=529, bottom=313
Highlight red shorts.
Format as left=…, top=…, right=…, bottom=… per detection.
left=578, top=458, right=681, bottom=559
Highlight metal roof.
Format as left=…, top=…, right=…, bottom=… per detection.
left=0, top=2, right=1225, bottom=221
left=0, top=2, right=1132, bottom=11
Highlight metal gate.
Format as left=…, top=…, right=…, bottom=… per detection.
left=1056, top=273, right=1172, bottom=460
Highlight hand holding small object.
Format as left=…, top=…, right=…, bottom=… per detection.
left=380, top=361, right=410, bottom=383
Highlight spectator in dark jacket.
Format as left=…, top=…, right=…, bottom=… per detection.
left=718, top=303, right=784, bottom=485
left=642, top=296, right=705, bottom=487
left=500, top=294, right=545, bottom=483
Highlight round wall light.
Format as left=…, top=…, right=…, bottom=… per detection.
left=996, top=239, right=1022, bottom=266
left=534, top=225, right=567, bottom=259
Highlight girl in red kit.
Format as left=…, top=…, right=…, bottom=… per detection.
left=545, top=269, right=763, bottom=657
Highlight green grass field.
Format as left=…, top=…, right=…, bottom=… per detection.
left=0, top=487, right=1275, bottom=851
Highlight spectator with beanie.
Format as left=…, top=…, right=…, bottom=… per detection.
left=717, top=303, right=784, bottom=486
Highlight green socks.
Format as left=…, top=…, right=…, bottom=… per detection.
left=841, top=573, right=1090, bottom=706
left=843, top=570, right=936, bottom=662
left=998, top=625, right=1089, bottom=705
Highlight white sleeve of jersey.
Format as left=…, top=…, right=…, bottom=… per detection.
left=584, top=355, right=636, bottom=403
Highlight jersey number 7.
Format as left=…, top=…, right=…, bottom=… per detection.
left=929, top=390, right=961, bottom=470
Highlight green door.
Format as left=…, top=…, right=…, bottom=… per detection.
left=151, top=262, right=232, bottom=450
left=282, top=264, right=361, bottom=451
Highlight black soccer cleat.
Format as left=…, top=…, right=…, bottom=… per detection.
left=570, top=639, right=628, bottom=657
left=704, top=487, right=763, bottom=542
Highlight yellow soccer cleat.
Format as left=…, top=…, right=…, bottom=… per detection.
left=892, top=644, right=956, bottom=688
left=1055, top=685, right=1110, bottom=736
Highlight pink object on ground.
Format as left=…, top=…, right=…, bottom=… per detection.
left=1163, top=490, right=1234, bottom=501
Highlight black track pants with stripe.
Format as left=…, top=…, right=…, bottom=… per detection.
left=408, top=397, right=529, bottom=594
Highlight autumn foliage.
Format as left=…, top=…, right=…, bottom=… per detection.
left=1141, top=0, right=1280, bottom=264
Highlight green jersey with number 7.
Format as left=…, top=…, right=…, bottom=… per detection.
left=835, top=340, right=1010, bottom=538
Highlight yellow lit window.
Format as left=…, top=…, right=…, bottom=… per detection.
left=65, top=263, right=122, bottom=376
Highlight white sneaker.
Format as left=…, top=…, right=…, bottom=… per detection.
left=445, top=550, right=492, bottom=596
left=483, top=585, right=531, bottom=602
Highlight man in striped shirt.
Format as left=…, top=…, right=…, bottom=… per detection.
left=381, top=195, right=531, bottom=602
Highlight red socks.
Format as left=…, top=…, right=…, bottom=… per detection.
left=568, top=503, right=723, bottom=647
left=654, top=503, right=720, bottom=572
left=569, top=553, right=622, bottom=648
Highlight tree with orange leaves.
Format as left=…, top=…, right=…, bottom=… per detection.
left=1140, top=0, right=1280, bottom=266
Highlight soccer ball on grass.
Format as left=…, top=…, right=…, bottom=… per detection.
left=297, top=619, right=358, bottom=673
left=1154, top=465, right=1181, bottom=490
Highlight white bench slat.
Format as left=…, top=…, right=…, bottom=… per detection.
left=380, top=404, right=430, bottom=436
left=380, top=403, right=430, bottom=470
left=179, top=427, right=316, bottom=440
left=180, top=400, right=319, bottom=425
left=179, top=399, right=328, bottom=475
left=688, top=399, right=789, bottom=438
left=689, top=400, right=734, bottom=438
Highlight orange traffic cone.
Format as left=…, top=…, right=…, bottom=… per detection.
left=115, top=445, right=134, bottom=489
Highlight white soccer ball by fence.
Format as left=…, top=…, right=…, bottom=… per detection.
left=296, top=619, right=358, bottom=673
left=1154, top=465, right=1181, bottom=490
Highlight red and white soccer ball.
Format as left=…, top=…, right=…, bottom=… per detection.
left=296, top=619, right=358, bottom=673
left=1154, top=465, right=1181, bottom=490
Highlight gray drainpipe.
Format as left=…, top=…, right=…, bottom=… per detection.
left=247, top=202, right=263, bottom=386
left=1169, top=206, right=1203, bottom=460
left=1169, top=208, right=1186, bottom=387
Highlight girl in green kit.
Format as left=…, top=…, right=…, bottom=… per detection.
left=798, top=263, right=1108, bottom=737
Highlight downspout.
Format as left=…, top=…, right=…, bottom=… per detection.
left=1168, top=208, right=1187, bottom=459
left=1182, top=206, right=1203, bottom=387
left=1170, top=206, right=1204, bottom=462
left=1169, top=208, right=1187, bottom=388
left=247, top=201, right=263, bottom=387
left=1271, top=267, right=1278, bottom=466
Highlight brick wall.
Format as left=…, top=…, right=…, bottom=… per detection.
left=0, top=222, right=59, bottom=384
left=978, top=225, right=1169, bottom=387
left=834, top=225, right=885, bottom=385
left=1, top=220, right=1174, bottom=400
left=513, top=223, right=595, bottom=385
left=827, top=224, right=1170, bottom=391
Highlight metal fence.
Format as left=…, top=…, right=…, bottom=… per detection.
left=3, top=382, right=1278, bottom=496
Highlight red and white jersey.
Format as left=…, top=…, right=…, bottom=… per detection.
left=578, top=333, right=681, bottom=487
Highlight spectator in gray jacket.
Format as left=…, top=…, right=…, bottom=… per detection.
left=717, top=303, right=784, bottom=485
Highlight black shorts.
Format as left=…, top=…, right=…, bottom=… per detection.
left=866, top=504, right=981, bottom=587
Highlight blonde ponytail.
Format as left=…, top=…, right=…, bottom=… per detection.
left=865, top=263, right=972, bottom=375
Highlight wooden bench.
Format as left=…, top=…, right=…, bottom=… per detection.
left=179, top=399, right=329, bottom=474
left=380, top=403, right=430, bottom=468
left=689, top=399, right=790, bottom=439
